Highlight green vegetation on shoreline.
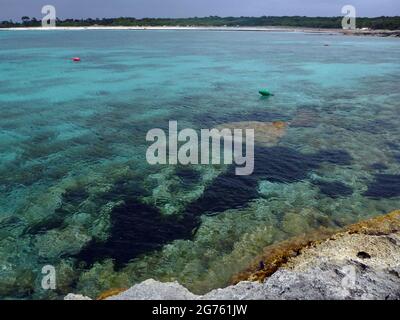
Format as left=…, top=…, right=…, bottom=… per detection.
left=2, top=16, right=400, bottom=30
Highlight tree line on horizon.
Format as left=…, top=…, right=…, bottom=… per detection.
left=1, top=16, right=400, bottom=30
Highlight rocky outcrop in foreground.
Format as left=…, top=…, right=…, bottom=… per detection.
left=65, top=210, right=400, bottom=300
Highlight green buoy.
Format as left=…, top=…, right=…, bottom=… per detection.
left=259, top=89, right=274, bottom=97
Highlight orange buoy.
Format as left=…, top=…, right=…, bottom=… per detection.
left=72, top=57, right=81, bottom=62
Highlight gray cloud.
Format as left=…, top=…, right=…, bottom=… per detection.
left=0, top=0, right=399, bottom=21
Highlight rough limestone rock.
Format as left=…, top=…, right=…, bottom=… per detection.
left=258, top=232, right=400, bottom=300
left=64, top=293, right=92, bottom=300
left=202, top=281, right=265, bottom=300
left=259, top=261, right=400, bottom=300
left=106, top=279, right=198, bottom=300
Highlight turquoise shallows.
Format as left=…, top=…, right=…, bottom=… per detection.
left=0, top=30, right=399, bottom=299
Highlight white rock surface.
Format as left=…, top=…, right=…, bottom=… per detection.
left=64, top=293, right=92, bottom=300
left=106, top=279, right=198, bottom=300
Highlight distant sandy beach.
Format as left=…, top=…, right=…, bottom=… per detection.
left=1, top=25, right=399, bottom=37
left=0, top=26, right=338, bottom=32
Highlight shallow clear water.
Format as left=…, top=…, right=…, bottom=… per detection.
left=0, top=30, right=399, bottom=299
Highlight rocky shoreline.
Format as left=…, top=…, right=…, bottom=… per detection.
left=65, top=210, right=400, bottom=300
left=341, top=29, right=400, bottom=37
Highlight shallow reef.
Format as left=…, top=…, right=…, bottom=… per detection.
left=141, top=165, right=222, bottom=216
left=74, top=145, right=353, bottom=270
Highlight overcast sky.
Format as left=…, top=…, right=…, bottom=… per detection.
left=1, top=0, right=399, bottom=21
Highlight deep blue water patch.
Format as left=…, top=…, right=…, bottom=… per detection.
left=370, top=163, right=388, bottom=171
left=313, top=180, right=353, bottom=198
left=175, top=166, right=202, bottom=187
left=364, top=174, right=400, bottom=199
left=186, top=173, right=259, bottom=215
left=355, top=119, right=398, bottom=134
left=386, top=141, right=400, bottom=151
left=76, top=199, right=200, bottom=269
left=311, top=149, right=353, bottom=166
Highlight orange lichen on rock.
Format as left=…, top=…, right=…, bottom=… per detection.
left=345, top=210, right=400, bottom=235
left=97, top=288, right=128, bottom=300
left=232, top=210, right=400, bottom=284
left=231, top=227, right=338, bottom=284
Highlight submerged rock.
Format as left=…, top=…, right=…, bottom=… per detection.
left=215, top=121, right=287, bottom=147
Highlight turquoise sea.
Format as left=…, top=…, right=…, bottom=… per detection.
left=0, top=30, right=399, bottom=299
